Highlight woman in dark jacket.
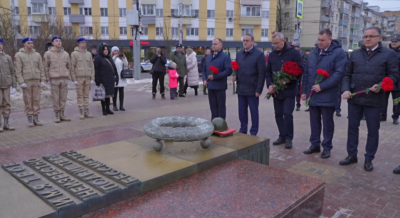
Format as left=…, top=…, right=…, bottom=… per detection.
left=94, top=43, right=119, bottom=116
left=150, top=47, right=167, bottom=99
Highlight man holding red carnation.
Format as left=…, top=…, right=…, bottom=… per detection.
left=341, top=27, right=399, bottom=172
left=266, top=32, right=304, bottom=149
left=301, top=29, right=347, bottom=159
left=233, top=34, right=266, bottom=136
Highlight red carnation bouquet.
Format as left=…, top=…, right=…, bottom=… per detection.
left=266, top=61, right=303, bottom=99
left=305, top=69, right=330, bottom=107
left=349, top=77, right=394, bottom=98
left=205, top=66, right=219, bottom=85
left=231, top=61, right=239, bottom=95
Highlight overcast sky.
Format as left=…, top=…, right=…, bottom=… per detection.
left=364, top=0, right=400, bottom=12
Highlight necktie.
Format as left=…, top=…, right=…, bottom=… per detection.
left=368, top=50, right=372, bottom=56
left=213, top=52, right=217, bottom=58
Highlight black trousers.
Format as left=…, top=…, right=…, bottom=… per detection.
left=178, top=77, right=184, bottom=95
left=347, top=103, right=381, bottom=160
left=381, top=91, right=400, bottom=119
left=273, top=97, right=295, bottom=140
left=238, top=95, right=259, bottom=136
left=295, top=80, right=301, bottom=108
left=208, top=89, right=226, bottom=120
left=152, top=72, right=165, bottom=94
left=309, top=106, right=335, bottom=151
left=113, top=87, right=124, bottom=106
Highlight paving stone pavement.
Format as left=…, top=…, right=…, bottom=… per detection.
left=0, top=79, right=399, bottom=218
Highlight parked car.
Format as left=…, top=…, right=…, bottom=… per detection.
left=197, top=55, right=204, bottom=76
left=141, top=59, right=171, bottom=72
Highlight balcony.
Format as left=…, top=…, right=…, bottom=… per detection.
left=32, top=0, right=48, bottom=3
left=339, top=7, right=350, bottom=14
left=320, top=15, right=330, bottom=23
left=350, top=34, right=360, bottom=41
left=321, top=0, right=330, bottom=8
left=69, top=14, right=85, bottom=24
left=182, top=0, right=192, bottom=4
left=141, top=16, right=156, bottom=25
left=339, top=20, right=349, bottom=26
left=388, top=16, right=397, bottom=22
left=350, top=23, right=360, bottom=29
left=364, top=16, right=372, bottom=22
left=141, top=0, right=156, bottom=4
left=182, top=17, right=192, bottom=25
left=239, top=16, right=262, bottom=25
left=351, top=12, right=361, bottom=18
left=388, top=27, right=395, bottom=32
left=68, top=0, right=84, bottom=3
left=338, top=31, right=348, bottom=38
left=32, top=14, right=48, bottom=22
left=240, top=0, right=262, bottom=5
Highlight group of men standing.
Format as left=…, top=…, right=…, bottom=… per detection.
left=0, top=35, right=95, bottom=131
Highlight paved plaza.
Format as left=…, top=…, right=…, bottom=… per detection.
left=0, top=76, right=399, bottom=218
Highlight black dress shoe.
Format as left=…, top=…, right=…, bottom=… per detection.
left=303, top=146, right=321, bottom=154
left=203, top=91, right=208, bottom=95
left=113, top=106, right=119, bottom=111
left=273, top=138, right=286, bottom=145
left=321, top=150, right=331, bottom=159
left=285, top=140, right=292, bottom=149
left=380, top=117, right=387, bottom=122
left=296, top=107, right=300, bottom=111
left=336, top=112, right=341, bottom=117
left=364, top=159, right=374, bottom=172
left=393, top=166, right=400, bottom=174
left=393, top=118, right=399, bottom=125
left=339, top=156, right=358, bottom=165
left=305, top=108, right=310, bottom=112
left=106, top=110, right=114, bottom=115
left=179, top=94, right=186, bottom=97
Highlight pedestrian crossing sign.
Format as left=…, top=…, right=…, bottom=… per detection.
left=352, top=43, right=358, bottom=49
left=297, top=0, right=304, bottom=19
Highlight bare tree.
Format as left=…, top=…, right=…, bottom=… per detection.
left=0, top=7, right=26, bottom=57
left=156, top=20, right=179, bottom=58
left=276, top=0, right=283, bottom=32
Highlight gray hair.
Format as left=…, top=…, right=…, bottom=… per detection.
left=272, top=32, right=285, bottom=40
left=186, top=48, right=193, bottom=54
left=364, top=27, right=381, bottom=36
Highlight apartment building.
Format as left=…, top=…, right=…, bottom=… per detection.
left=383, top=10, right=400, bottom=39
left=0, top=0, right=274, bottom=56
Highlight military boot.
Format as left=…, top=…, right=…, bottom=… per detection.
left=33, top=115, right=43, bottom=126
left=27, top=115, right=34, bottom=127
left=79, top=109, right=85, bottom=120
left=60, top=110, right=71, bottom=121
left=55, top=112, right=60, bottom=123
left=3, top=117, right=15, bottom=131
left=84, top=108, right=94, bottom=118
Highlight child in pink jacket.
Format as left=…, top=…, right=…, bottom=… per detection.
left=168, top=62, right=179, bottom=100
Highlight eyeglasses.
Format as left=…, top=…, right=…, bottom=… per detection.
left=363, top=35, right=380, bottom=39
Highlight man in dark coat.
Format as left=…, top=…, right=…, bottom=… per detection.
left=292, top=41, right=307, bottom=111
left=233, top=34, right=266, bottom=136
left=341, top=27, right=399, bottom=172
left=266, top=32, right=304, bottom=149
left=301, top=29, right=347, bottom=159
left=381, top=34, right=400, bottom=124
left=201, top=49, right=211, bottom=95
left=202, top=38, right=232, bottom=120
left=170, top=44, right=187, bottom=97
left=150, top=47, right=167, bottom=99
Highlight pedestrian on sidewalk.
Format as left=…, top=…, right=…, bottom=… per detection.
left=71, top=37, right=95, bottom=120
left=234, top=34, right=266, bottom=136
left=341, top=27, right=399, bottom=172
left=170, top=44, right=187, bottom=97
left=111, top=46, right=128, bottom=111
left=301, top=29, right=347, bottom=159
left=201, top=49, right=211, bottom=95
left=0, top=38, right=17, bottom=132
left=168, top=62, right=179, bottom=100
left=44, top=36, right=71, bottom=123
left=184, top=48, right=199, bottom=96
left=15, top=37, right=46, bottom=127
left=94, top=43, right=119, bottom=116
left=266, top=32, right=304, bottom=149
left=202, top=38, right=232, bottom=120
left=150, top=47, right=167, bottom=100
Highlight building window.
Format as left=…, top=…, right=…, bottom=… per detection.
left=226, top=10, right=234, bottom=17
left=63, top=7, right=71, bottom=15
left=119, top=8, right=126, bottom=17
left=142, top=27, right=148, bottom=35
left=156, top=27, right=163, bottom=36
left=261, top=29, right=269, bottom=37
left=16, top=25, right=21, bottom=34
left=207, top=28, right=214, bottom=36
left=192, top=10, right=199, bottom=17
left=284, top=12, right=289, bottom=18
left=226, top=28, right=233, bottom=37
left=207, top=10, right=215, bottom=18
left=28, top=7, right=31, bottom=15
left=242, top=28, right=253, bottom=36
left=182, top=5, right=191, bottom=16
left=142, top=4, right=155, bottom=16
left=156, top=9, right=163, bottom=17
left=241, top=6, right=261, bottom=17
left=262, top=11, right=269, bottom=18
left=171, top=9, right=178, bottom=17
left=120, top=27, right=127, bottom=35
left=32, top=3, right=47, bottom=14
left=285, top=0, right=290, bottom=5
left=101, top=27, right=109, bottom=35
left=80, top=26, right=93, bottom=35
left=336, top=14, right=338, bottom=21
left=186, top=28, right=199, bottom=36
left=15, top=7, right=19, bottom=15
left=48, top=7, right=56, bottom=15
left=29, top=26, right=40, bottom=35
left=80, top=8, right=92, bottom=16
left=100, top=8, right=108, bottom=16
left=172, top=27, right=179, bottom=37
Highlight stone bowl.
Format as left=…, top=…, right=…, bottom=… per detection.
left=144, top=117, right=214, bottom=151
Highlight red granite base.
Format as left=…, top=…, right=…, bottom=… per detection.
left=84, top=159, right=325, bottom=218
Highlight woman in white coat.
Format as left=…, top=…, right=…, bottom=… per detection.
left=111, top=46, right=128, bottom=111
left=184, top=48, right=199, bottom=96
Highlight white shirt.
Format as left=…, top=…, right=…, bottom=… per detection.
left=245, top=46, right=254, bottom=53
left=367, top=44, right=379, bottom=52
left=319, top=44, right=331, bottom=55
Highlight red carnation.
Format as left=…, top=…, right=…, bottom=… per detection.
left=209, top=66, right=219, bottom=74
left=283, top=61, right=303, bottom=77
left=231, top=61, right=239, bottom=71
left=317, top=69, right=330, bottom=78
left=381, top=77, right=394, bottom=92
